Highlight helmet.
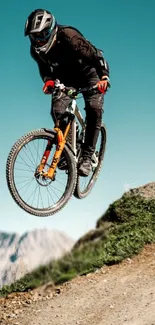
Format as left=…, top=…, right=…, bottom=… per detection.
left=24, top=9, right=57, bottom=53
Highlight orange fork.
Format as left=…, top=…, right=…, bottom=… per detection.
left=37, top=122, right=71, bottom=179
left=46, top=123, right=71, bottom=179
left=37, top=140, right=53, bottom=174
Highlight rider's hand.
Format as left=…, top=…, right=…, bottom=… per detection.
left=97, top=76, right=110, bottom=94
left=43, top=80, right=55, bottom=94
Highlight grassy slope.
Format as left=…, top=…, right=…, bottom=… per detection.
left=1, top=192, right=155, bottom=297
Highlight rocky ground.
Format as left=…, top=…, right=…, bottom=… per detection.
left=130, top=182, right=155, bottom=199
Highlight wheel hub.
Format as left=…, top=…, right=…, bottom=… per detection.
left=34, top=166, right=55, bottom=186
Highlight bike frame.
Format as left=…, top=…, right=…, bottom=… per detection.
left=65, top=98, right=85, bottom=155
left=37, top=83, right=99, bottom=179
left=67, top=99, right=99, bottom=168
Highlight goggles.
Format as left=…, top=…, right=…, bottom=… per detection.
left=30, top=27, right=52, bottom=43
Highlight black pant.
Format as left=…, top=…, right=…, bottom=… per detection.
left=51, top=69, right=104, bottom=159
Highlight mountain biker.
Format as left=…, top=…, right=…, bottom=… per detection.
left=24, top=9, right=110, bottom=176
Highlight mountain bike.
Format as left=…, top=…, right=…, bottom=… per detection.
left=6, top=80, right=107, bottom=217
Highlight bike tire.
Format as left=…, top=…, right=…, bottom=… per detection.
left=6, top=129, right=77, bottom=217
left=74, top=124, right=106, bottom=199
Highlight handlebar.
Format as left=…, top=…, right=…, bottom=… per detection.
left=54, top=79, right=98, bottom=97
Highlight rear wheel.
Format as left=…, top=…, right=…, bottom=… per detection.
left=6, top=129, right=77, bottom=216
left=74, top=124, right=106, bottom=199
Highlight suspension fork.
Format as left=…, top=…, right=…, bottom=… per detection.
left=37, top=119, right=72, bottom=179
left=37, top=140, right=53, bottom=174
left=46, top=122, right=71, bottom=178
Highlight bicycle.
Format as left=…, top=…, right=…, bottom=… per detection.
left=6, top=79, right=107, bottom=217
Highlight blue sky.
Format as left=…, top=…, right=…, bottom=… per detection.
left=0, top=0, right=155, bottom=240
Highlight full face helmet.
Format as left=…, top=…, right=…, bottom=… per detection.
left=24, top=9, right=57, bottom=53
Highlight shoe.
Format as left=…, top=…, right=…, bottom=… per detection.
left=78, top=157, right=92, bottom=177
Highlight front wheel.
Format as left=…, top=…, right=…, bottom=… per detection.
left=6, top=129, right=77, bottom=217
left=74, top=124, right=107, bottom=199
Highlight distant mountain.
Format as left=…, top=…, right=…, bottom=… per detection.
left=0, top=228, right=74, bottom=287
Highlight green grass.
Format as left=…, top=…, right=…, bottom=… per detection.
left=1, top=193, right=155, bottom=298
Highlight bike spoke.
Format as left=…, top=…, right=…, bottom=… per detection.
left=37, top=186, right=44, bottom=209
left=48, top=184, right=60, bottom=200
left=15, top=177, right=34, bottom=186
left=25, top=142, right=36, bottom=166
left=50, top=183, right=64, bottom=194
left=33, top=138, right=40, bottom=166
left=14, top=168, right=33, bottom=173
left=21, top=146, right=36, bottom=168
left=17, top=155, right=34, bottom=173
left=46, top=186, right=55, bottom=205
left=55, top=178, right=67, bottom=187
left=17, top=178, right=34, bottom=194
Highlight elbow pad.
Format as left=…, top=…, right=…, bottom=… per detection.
left=97, top=50, right=109, bottom=76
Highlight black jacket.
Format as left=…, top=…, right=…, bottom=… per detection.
left=30, top=25, right=109, bottom=87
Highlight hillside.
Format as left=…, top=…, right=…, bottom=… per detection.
left=1, top=244, right=155, bottom=324
left=1, top=182, right=155, bottom=324
left=1, top=181, right=155, bottom=298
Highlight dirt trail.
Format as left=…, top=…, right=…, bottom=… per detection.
left=1, top=244, right=155, bottom=325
